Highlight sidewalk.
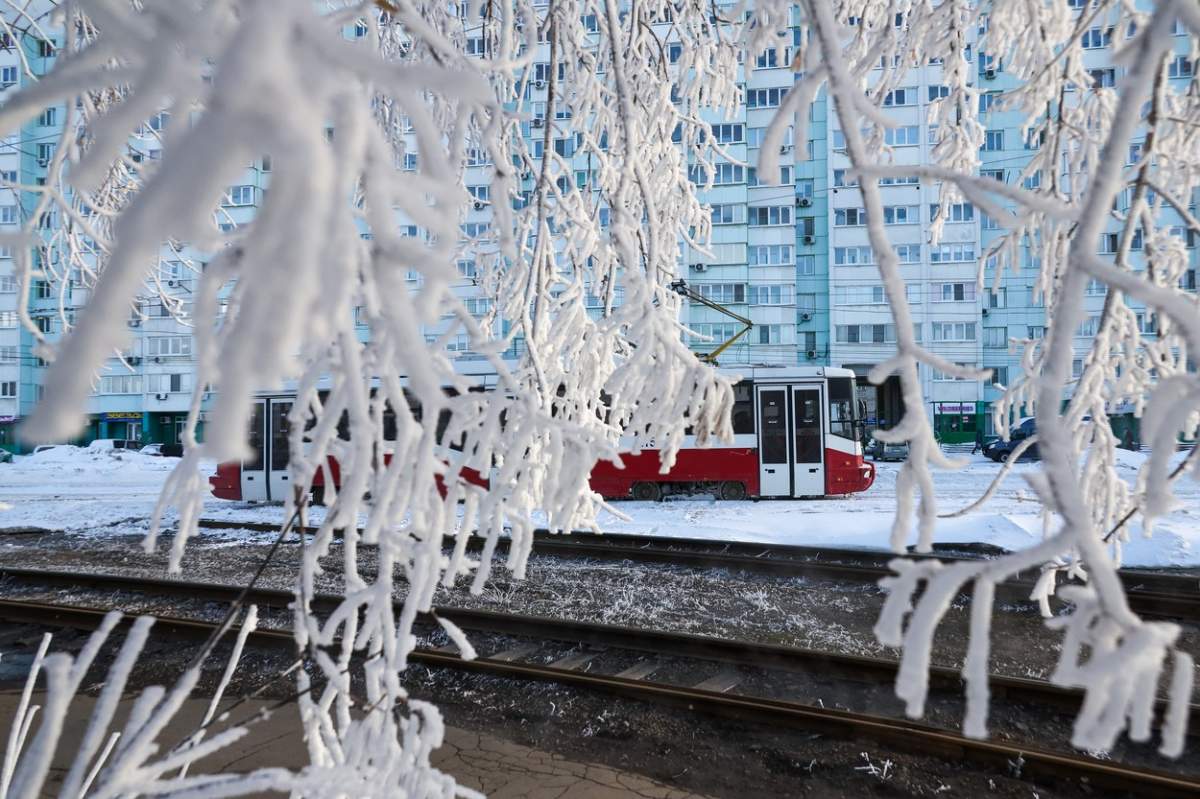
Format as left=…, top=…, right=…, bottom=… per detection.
left=0, top=691, right=711, bottom=798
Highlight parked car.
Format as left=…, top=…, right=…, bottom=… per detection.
left=141, top=443, right=164, bottom=457
left=867, top=437, right=909, bottom=462
left=160, top=443, right=184, bottom=457
left=989, top=418, right=1039, bottom=462
left=0, top=449, right=12, bottom=464
left=88, top=439, right=145, bottom=452
left=33, top=444, right=64, bottom=454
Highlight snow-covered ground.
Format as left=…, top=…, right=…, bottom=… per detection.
left=3, top=445, right=1200, bottom=567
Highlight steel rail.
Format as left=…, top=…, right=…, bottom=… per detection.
left=0, top=595, right=1197, bottom=798
left=2, top=565, right=1197, bottom=736
left=195, top=518, right=1200, bottom=619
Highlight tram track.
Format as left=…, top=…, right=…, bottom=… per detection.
left=0, top=576, right=1197, bottom=798
left=196, top=517, right=1200, bottom=620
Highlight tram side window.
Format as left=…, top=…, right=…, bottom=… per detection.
left=732, top=381, right=755, bottom=434
left=270, top=401, right=292, bottom=471
left=245, top=402, right=264, bottom=470
left=828, top=377, right=856, bottom=440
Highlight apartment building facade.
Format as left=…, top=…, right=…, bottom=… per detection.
left=1, top=4, right=1194, bottom=451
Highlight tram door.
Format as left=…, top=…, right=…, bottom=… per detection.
left=268, top=400, right=293, bottom=502
left=791, top=385, right=825, bottom=496
left=240, top=399, right=268, bottom=501
left=756, top=384, right=826, bottom=498
left=240, top=398, right=293, bottom=502
left=756, top=386, right=791, bottom=497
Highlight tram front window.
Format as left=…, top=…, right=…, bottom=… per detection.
left=828, top=377, right=856, bottom=440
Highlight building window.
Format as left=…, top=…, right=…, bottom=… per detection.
left=0, top=381, right=15, bottom=398
left=1089, top=68, right=1116, bottom=88
left=748, top=205, right=792, bottom=226
left=928, top=85, right=949, bottom=101
left=1027, top=325, right=1045, bottom=339
left=708, top=123, right=745, bottom=144
left=883, top=205, right=918, bottom=225
left=749, top=284, right=793, bottom=305
left=746, top=87, right=789, bottom=109
left=797, top=293, right=817, bottom=313
left=931, top=321, right=976, bottom=341
left=884, top=126, right=921, bottom=147
left=757, top=324, right=783, bottom=344
left=983, top=327, right=1006, bottom=348
left=1080, top=27, right=1112, bottom=49
left=988, top=365, right=1008, bottom=386
left=0, top=205, right=16, bottom=224
left=1168, top=55, right=1193, bottom=79
left=882, top=87, right=917, bottom=106
left=0, top=311, right=15, bottom=328
left=934, top=283, right=976, bottom=302
left=834, top=207, right=866, bottom=227
left=930, top=243, right=976, bottom=263
left=978, top=93, right=998, bottom=114
left=100, top=374, right=142, bottom=394
left=836, top=324, right=896, bottom=344
left=982, top=130, right=1004, bottom=151
left=797, top=255, right=815, bottom=275
left=747, top=165, right=793, bottom=186
left=0, top=66, right=16, bottom=86
left=931, top=202, right=975, bottom=222
left=748, top=244, right=794, bottom=266
left=832, top=169, right=858, bottom=188
left=226, top=185, right=255, bottom=206
left=146, top=336, right=193, bottom=357
left=893, top=244, right=922, bottom=263
left=833, top=246, right=873, bottom=266
left=0, top=345, right=16, bottom=363
left=695, top=283, right=746, bottom=304
left=710, top=204, right=745, bottom=225
left=689, top=163, right=745, bottom=185
left=37, top=107, right=57, bottom=127
left=834, top=285, right=887, bottom=305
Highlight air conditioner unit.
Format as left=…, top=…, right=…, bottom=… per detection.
left=166, top=279, right=178, bottom=287
left=534, top=79, right=546, bottom=89
left=780, top=145, right=791, bottom=154
left=690, top=263, right=707, bottom=272
left=36, top=158, right=49, bottom=168
left=982, top=307, right=989, bottom=316
left=802, top=235, right=815, bottom=245
left=797, top=197, right=812, bottom=208
left=155, top=392, right=168, bottom=401
left=128, top=356, right=141, bottom=366
left=800, top=312, right=812, bottom=322
left=473, top=201, right=485, bottom=211
left=984, top=68, right=997, bottom=80
left=532, top=118, right=544, bottom=128
left=806, top=349, right=817, bottom=360
left=153, top=356, right=163, bottom=363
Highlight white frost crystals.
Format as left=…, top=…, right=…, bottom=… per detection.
left=2, top=0, right=736, bottom=796
left=791, top=0, right=1199, bottom=757
left=1, top=0, right=1199, bottom=794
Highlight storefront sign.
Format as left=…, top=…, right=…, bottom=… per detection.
left=934, top=403, right=975, bottom=415
left=0, top=416, right=16, bottom=424
left=102, top=411, right=143, bottom=421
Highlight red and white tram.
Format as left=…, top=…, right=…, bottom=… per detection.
left=588, top=366, right=874, bottom=500
left=208, top=366, right=874, bottom=504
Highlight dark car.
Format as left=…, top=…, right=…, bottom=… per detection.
left=990, top=418, right=1039, bottom=462
left=867, top=437, right=909, bottom=462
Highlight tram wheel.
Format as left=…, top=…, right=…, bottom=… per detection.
left=631, top=482, right=662, bottom=501
left=718, top=481, right=747, bottom=501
